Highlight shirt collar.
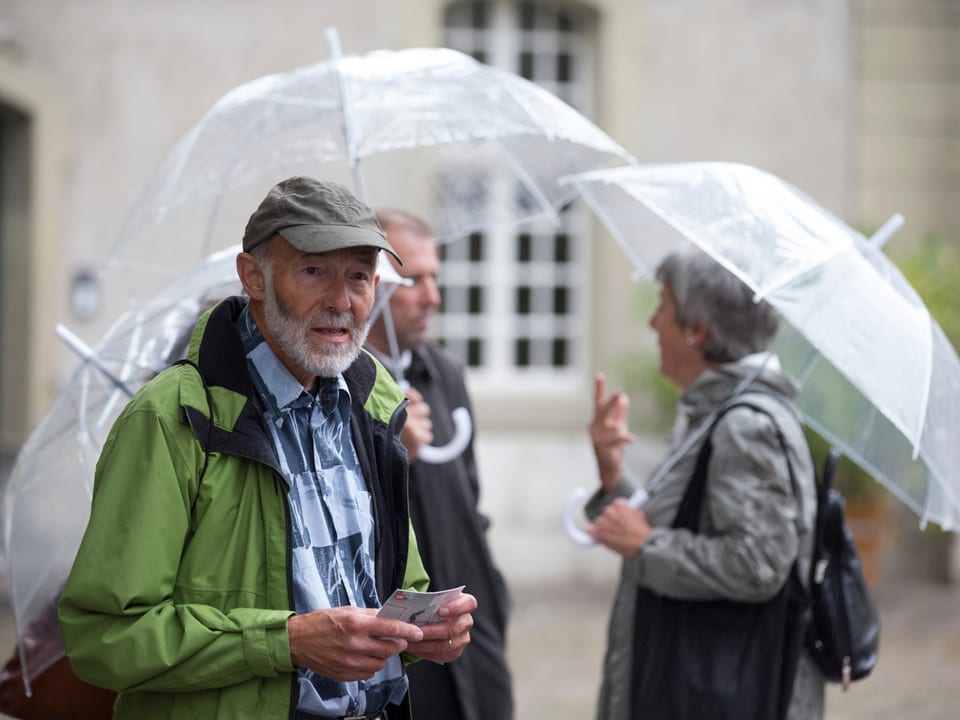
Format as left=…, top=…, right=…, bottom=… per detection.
left=236, top=305, right=348, bottom=416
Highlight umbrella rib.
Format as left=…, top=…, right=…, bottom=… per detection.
left=55, top=324, right=136, bottom=397
left=578, top=190, right=648, bottom=281
left=911, top=314, right=935, bottom=460
left=745, top=208, right=906, bottom=304
left=495, top=141, right=562, bottom=228
left=380, top=297, right=407, bottom=386
left=492, top=76, right=566, bottom=227
left=325, top=27, right=367, bottom=200
left=751, top=187, right=899, bottom=302
left=748, top=242, right=850, bottom=303
left=498, top=76, right=555, bottom=142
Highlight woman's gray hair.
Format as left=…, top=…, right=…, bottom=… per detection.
left=655, top=250, right=780, bottom=363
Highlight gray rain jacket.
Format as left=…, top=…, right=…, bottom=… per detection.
left=586, top=356, right=824, bottom=720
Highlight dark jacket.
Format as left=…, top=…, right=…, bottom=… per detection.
left=400, top=343, right=513, bottom=720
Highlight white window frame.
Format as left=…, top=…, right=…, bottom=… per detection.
left=440, top=0, right=598, bottom=396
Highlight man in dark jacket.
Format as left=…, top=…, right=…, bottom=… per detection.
left=59, top=178, right=476, bottom=720
left=366, top=209, right=514, bottom=720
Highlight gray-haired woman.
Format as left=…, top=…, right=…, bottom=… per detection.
left=587, top=249, right=824, bottom=720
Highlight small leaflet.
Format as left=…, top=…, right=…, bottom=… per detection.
left=377, top=586, right=465, bottom=625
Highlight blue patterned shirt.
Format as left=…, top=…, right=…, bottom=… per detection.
left=236, top=307, right=407, bottom=717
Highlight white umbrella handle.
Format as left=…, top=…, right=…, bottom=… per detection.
left=416, top=406, right=472, bottom=465
left=562, top=487, right=596, bottom=546
left=562, top=486, right=650, bottom=547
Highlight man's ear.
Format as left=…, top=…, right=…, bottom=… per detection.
left=236, top=252, right=266, bottom=300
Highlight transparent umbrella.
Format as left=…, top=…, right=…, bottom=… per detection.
left=1, top=248, right=238, bottom=695
left=105, top=29, right=634, bottom=464
left=109, top=30, right=634, bottom=278
left=560, top=161, right=960, bottom=543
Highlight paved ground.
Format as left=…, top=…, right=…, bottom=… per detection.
left=505, top=577, right=960, bottom=720
left=0, top=576, right=957, bottom=718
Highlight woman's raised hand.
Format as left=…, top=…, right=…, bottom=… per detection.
left=589, top=372, right=637, bottom=494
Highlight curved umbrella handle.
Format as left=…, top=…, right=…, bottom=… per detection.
left=562, top=486, right=597, bottom=546
left=562, top=486, right=650, bottom=547
left=416, top=406, right=473, bottom=465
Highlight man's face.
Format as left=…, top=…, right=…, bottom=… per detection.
left=257, top=239, right=380, bottom=382
left=384, top=228, right=441, bottom=352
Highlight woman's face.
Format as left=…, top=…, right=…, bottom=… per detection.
left=649, top=282, right=705, bottom=390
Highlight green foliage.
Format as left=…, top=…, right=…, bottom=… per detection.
left=612, top=281, right=677, bottom=435
left=614, top=352, right=677, bottom=435
left=890, top=234, right=960, bottom=349
left=803, top=426, right=879, bottom=502
left=890, top=236, right=960, bottom=544
left=815, top=232, right=960, bottom=503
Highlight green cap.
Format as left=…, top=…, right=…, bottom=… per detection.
left=242, top=176, right=401, bottom=264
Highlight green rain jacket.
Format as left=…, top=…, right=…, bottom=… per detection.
left=58, top=297, right=429, bottom=720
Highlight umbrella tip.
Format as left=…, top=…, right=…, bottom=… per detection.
left=325, top=27, right=342, bottom=60
left=869, top=213, right=905, bottom=249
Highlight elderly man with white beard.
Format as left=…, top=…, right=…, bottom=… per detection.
left=59, top=177, right=477, bottom=720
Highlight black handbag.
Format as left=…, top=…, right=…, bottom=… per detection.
left=805, top=449, right=880, bottom=687
left=630, top=401, right=811, bottom=720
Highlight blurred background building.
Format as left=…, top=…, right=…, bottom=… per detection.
left=0, top=0, right=957, bottom=590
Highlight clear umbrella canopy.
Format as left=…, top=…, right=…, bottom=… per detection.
left=108, top=40, right=634, bottom=280
left=1, top=248, right=244, bottom=693
left=562, top=161, right=960, bottom=532
left=103, top=36, right=633, bottom=463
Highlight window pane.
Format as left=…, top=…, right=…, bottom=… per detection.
left=442, top=0, right=595, bottom=381
left=554, top=232, right=570, bottom=263
left=516, top=286, right=531, bottom=314
left=557, top=53, right=572, bottom=83
left=519, top=51, right=534, bottom=80
left=517, top=233, right=532, bottom=262
left=519, top=1, right=535, bottom=30
left=469, top=231, right=485, bottom=261
left=468, top=285, right=484, bottom=314
left=467, top=337, right=483, bottom=367
left=552, top=338, right=568, bottom=367
left=553, top=287, right=568, bottom=315
left=471, top=1, right=486, bottom=28
left=515, top=338, right=530, bottom=367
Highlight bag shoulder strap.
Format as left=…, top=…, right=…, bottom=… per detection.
left=820, top=447, right=841, bottom=493
left=811, top=448, right=845, bottom=584
left=675, top=399, right=798, bottom=532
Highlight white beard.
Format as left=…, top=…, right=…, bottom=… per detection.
left=262, top=278, right=371, bottom=378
